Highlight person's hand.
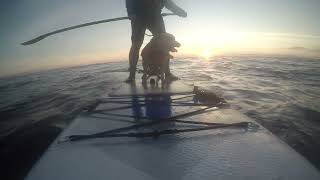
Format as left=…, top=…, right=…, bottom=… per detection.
left=177, top=10, right=187, bottom=18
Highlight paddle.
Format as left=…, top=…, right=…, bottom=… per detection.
left=21, top=13, right=176, bottom=45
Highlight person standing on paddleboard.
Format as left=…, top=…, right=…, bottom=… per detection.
left=125, top=0, right=187, bottom=83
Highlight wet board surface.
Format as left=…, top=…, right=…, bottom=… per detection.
left=109, top=79, right=194, bottom=97
left=25, top=83, right=320, bottom=180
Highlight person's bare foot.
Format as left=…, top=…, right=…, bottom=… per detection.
left=124, top=75, right=135, bottom=83
left=166, top=73, right=179, bottom=81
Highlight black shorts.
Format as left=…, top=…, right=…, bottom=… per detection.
left=131, top=15, right=166, bottom=43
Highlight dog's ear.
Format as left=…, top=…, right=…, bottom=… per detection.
left=150, top=36, right=159, bottom=44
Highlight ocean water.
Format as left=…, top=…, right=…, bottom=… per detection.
left=1, top=55, right=320, bottom=179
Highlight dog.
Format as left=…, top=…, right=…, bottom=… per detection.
left=141, top=33, right=181, bottom=83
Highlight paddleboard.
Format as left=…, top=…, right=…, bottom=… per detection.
left=25, top=79, right=320, bottom=180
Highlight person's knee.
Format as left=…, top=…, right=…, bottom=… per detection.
left=131, top=40, right=143, bottom=50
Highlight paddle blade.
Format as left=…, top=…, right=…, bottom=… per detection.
left=21, top=35, right=47, bottom=45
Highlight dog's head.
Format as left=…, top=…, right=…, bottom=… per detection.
left=151, top=33, right=181, bottom=53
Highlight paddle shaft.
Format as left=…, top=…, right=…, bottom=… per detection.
left=21, top=13, right=176, bottom=45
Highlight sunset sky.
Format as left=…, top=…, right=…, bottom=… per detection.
left=1, top=0, right=320, bottom=76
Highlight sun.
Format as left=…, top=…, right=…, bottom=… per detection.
left=201, top=48, right=215, bottom=60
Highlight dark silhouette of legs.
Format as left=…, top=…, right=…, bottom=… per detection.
left=126, top=15, right=178, bottom=82
left=126, top=18, right=146, bottom=82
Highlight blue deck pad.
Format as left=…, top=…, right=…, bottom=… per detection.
left=131, top=94, right=172, bottom=119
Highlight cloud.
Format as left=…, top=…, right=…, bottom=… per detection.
left=288, top=46, right=308, bottom=51
left=288, top=46, right=320, bottom=53
left=285, top=46, right=320, bottom=58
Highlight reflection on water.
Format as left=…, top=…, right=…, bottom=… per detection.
left=0, top=55, right=319, bottom=179
left=129, top=80, right=173, bottom=120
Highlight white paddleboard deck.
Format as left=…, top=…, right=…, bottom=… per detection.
left=25, top=81, right=320, bottom=180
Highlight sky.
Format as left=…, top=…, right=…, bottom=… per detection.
left=0, top=0, right=320, bottom=77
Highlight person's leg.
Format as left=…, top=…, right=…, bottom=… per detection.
left=126, top=18, right=146, bottom=82
left=148, top=15, right=166, bottom=36
left=127, top=42, right=143, bottom=81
